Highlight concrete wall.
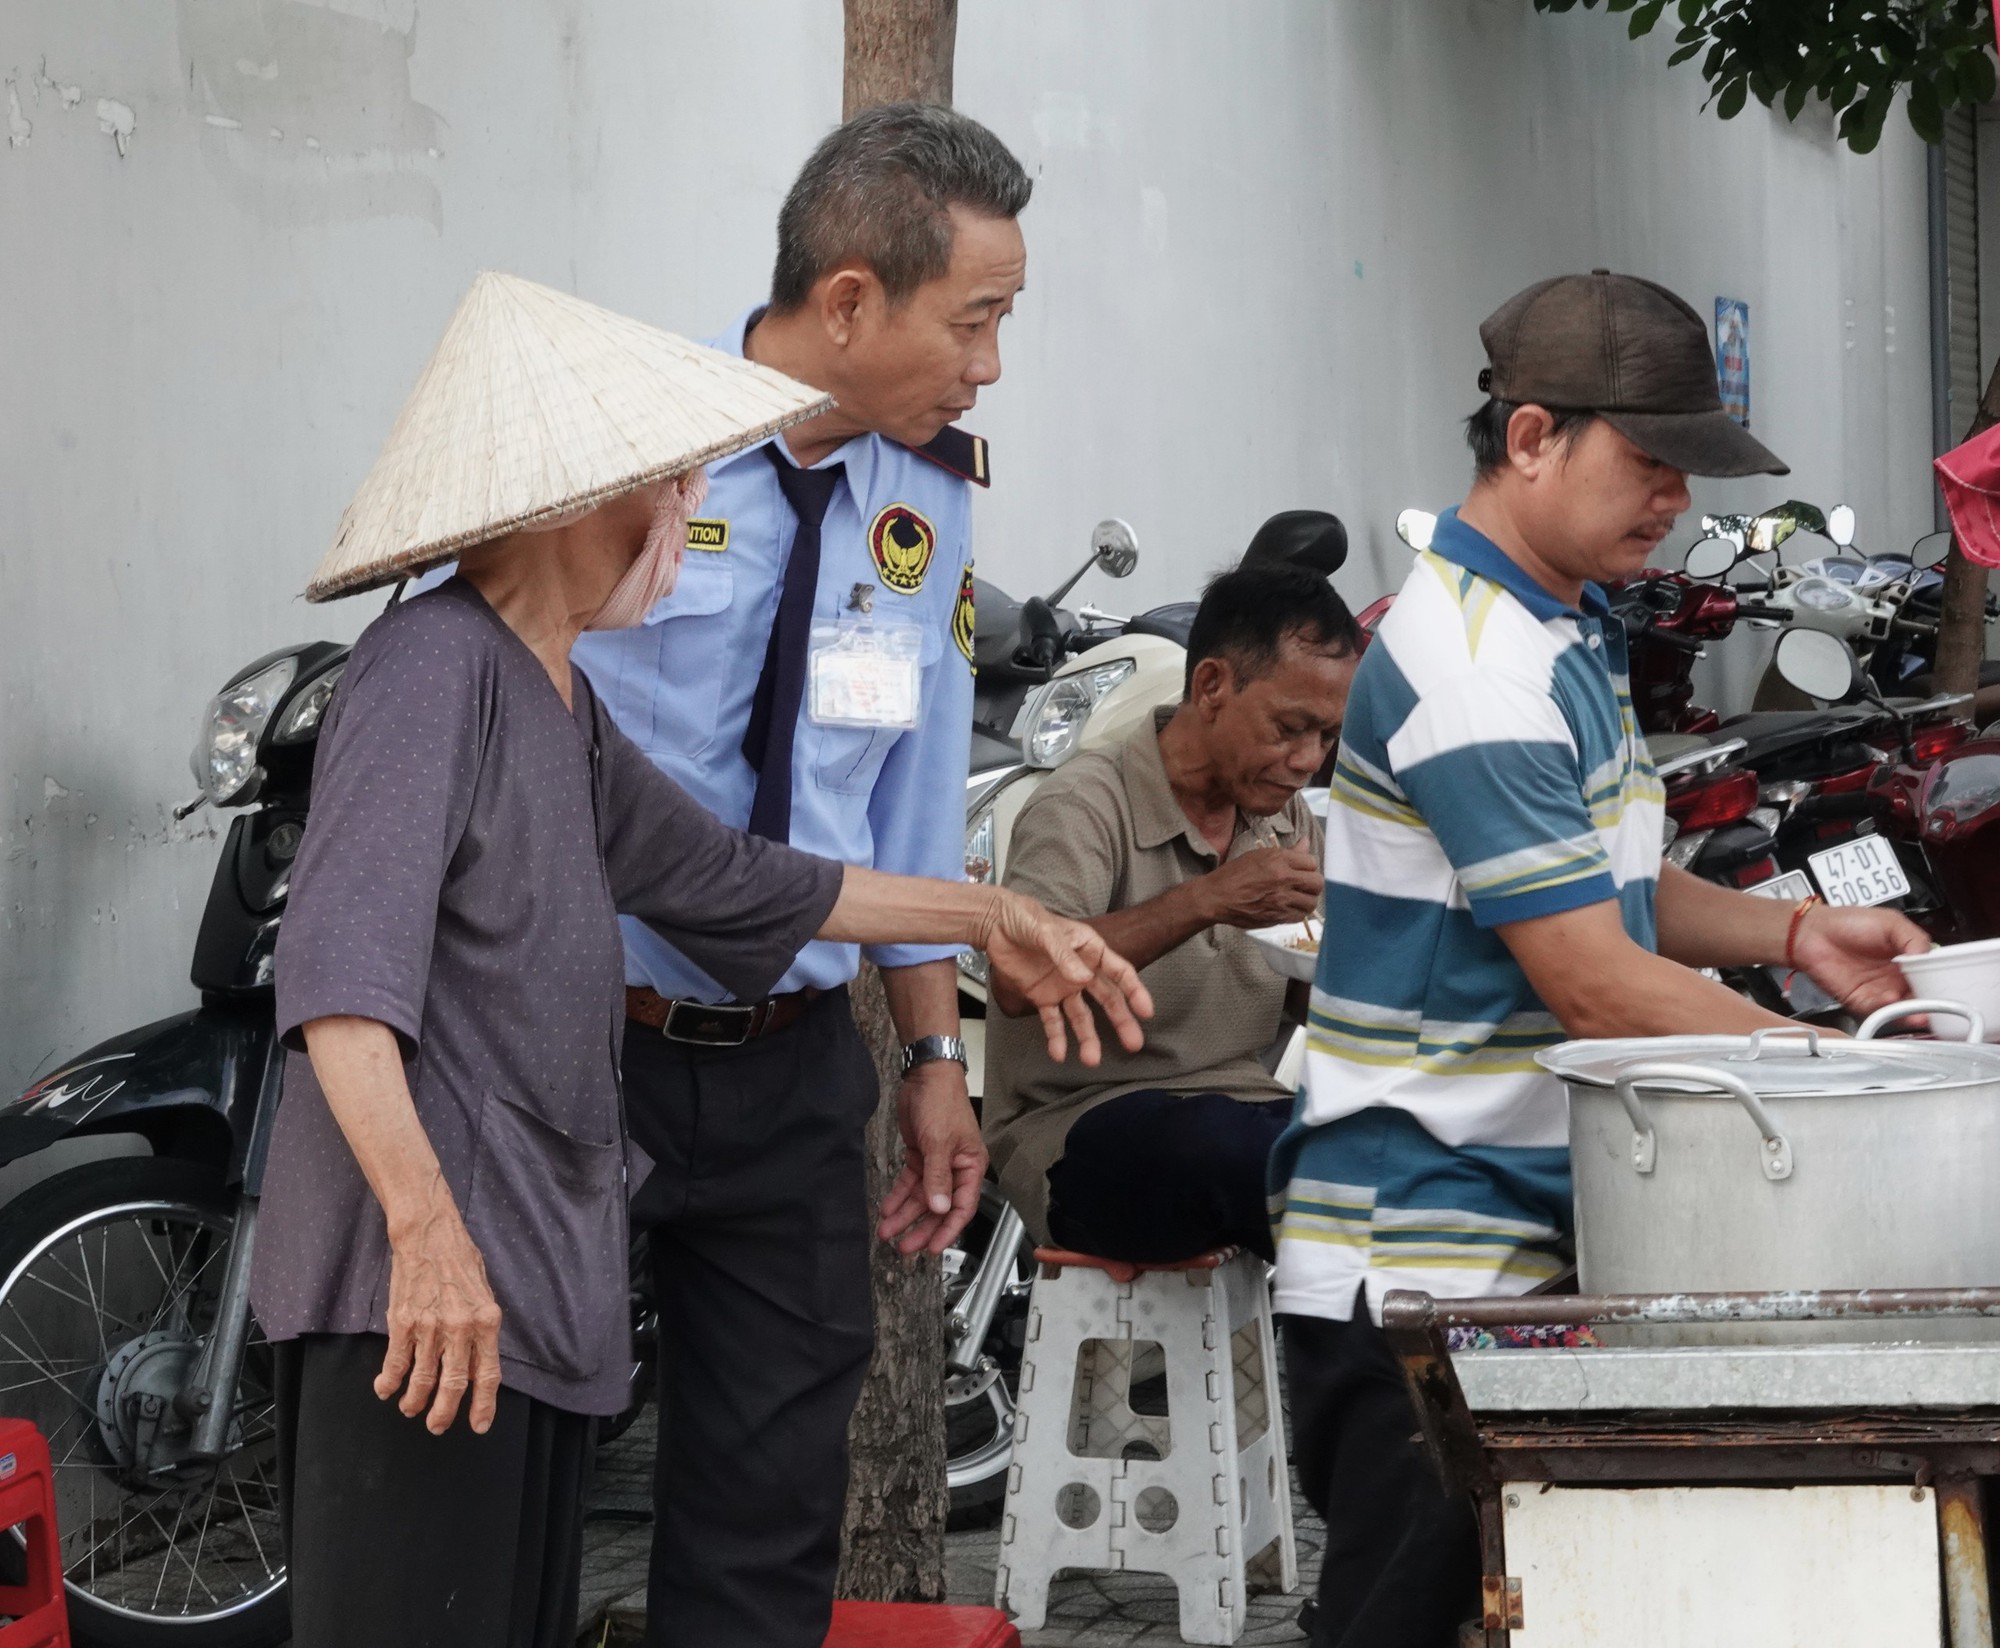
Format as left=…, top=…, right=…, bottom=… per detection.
left=0, top=0, right=1936, bottom=1094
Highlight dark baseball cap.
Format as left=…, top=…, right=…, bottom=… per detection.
left=1479, top=270, right=1788, bottom=478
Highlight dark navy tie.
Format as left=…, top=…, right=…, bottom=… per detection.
left=742, top=445, right=844, bottom=841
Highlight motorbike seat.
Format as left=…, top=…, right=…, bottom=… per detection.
left=972, top=577, right=1025, bottom=673
left=1716, top=708, right=1879, bottom=768
left=1125, top=602, right=1197, bottom=646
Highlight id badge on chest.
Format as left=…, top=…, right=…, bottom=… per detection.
left=808, top=618, right=923, bottom=729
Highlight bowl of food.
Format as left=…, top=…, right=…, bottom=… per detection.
left=1895, top=937, right=2000, bottom=1038
left=1249, top=920, right=1320, bottom=983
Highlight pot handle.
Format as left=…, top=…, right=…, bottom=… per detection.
left=1855, top=999, right=1987, bottom=1044
left=1609, top=1061, right=1794, bottom=1183
left=1742, top=1026, right=1822, bottom=1059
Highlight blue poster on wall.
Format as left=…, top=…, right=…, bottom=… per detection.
left=1715, top=297, right=1751, bottom=426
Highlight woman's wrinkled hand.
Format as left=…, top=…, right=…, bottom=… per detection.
left=377, top=1177, right=504, bottom=1435
left=978, top=888, right=1153, bottom=1065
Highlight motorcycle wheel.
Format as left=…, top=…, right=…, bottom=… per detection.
left=0, top=1157, right=288, bottom=1648
left=942, top=1184, right=1035, bottom=1528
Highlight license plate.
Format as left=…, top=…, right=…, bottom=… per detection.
left=1746, top=869, right=1815, bottom=903
left=1808, top=835, right=1912, bottom=907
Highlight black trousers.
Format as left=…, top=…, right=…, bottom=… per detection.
left=1046, top=1089, right=1292, bottom=1263
left=622, top=987, right=877, bottom=1648
left=1280, top=1309, right=1481, bottom=1648
left=274, top=1332, right=592, bottom=1648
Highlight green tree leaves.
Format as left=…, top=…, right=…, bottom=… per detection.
left=1534, top=0, right=1998, bottom=153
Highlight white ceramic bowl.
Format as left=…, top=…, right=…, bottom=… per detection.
left=1248, top=922, right=1319, bottom=983
left=1895, top=937, right=2000, bottom=1038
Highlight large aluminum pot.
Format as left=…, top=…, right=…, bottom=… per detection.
left=1540, top=1003, right=2000, bottom=1343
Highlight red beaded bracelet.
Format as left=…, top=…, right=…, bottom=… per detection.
left=1785, top=895, right=1822, bottom=970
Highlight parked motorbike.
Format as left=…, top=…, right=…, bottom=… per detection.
left=1676, top=526, right=1975, bottom=914
left=1773, top=627, right=2000, bottom=944
left=968, top=519, right=1142, bottom=783
left=0, top=640, right=349, bottom=1646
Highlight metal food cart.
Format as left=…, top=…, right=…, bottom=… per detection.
left=1383, top=1286, right=2000, bottom=1648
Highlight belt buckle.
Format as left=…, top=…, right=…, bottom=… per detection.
left=662, top=999, right=758, bottom=1047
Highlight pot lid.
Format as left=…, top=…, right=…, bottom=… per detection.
left=1539, top=1032, right=2000, bottom=1096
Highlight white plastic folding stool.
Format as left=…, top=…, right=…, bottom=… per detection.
left=994, top=1246, right=1298, bottom=1644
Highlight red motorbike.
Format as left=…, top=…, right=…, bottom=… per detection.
left=1767, top=627, right=1993, bottom=943
left=1868, top=738, right=2000, bottom=941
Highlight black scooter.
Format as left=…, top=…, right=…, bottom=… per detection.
left=0, top=638, right=347, bottom=1645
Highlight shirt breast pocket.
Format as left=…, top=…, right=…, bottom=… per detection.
left=812, top=622, right=943, bottom=796
left=639, top=560, right=735, bottom=757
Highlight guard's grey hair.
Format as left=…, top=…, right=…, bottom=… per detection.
left=770, top=103, right=1031, bottom=313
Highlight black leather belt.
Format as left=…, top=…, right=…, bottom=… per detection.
left=624, top=985, right=820, bottom=1046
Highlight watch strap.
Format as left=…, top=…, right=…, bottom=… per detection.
left=901, top=1033, right=969, bottom=1075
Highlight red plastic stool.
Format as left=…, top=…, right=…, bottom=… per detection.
left=0, top=1420, right=67, bottom=1648
left=823, top=1600, right=1020, bottom=1647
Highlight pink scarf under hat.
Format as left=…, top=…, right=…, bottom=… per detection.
left=586, top=469, right=710, bottom=630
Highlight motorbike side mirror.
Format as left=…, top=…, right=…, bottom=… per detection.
left=1773, top=627, right=1863, bottom=704
left=1912, top=530, right=1954, bottom=571
left=1091, top=518, right=1139, bottom=579
left=1682, top=535, right=1740, bottom=581
left=1395, top=509, right=1436, bottom=551
left=1828, top=504, right=1857, bottom=547
left=1017, top=596, right=1064, bottom=673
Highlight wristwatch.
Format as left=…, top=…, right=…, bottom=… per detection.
left=900, top=1034, right=969, bottom=1076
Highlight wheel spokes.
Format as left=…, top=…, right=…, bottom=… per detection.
left=2, top=1197, right=285, bottom=1621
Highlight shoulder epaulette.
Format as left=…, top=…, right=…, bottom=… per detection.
left=900, top=425, right=991, bottom=488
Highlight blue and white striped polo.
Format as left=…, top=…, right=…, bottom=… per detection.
left=1271, top=508, right=1664, bottom=1322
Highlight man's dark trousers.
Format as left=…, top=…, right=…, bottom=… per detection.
left=1281, top=1305, right=1481, bottom=1648
left=623, top=988, right=877, bottom=1648
left=1045, top=1088, right=1291, bottom=1262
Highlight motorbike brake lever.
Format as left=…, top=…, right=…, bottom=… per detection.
left=172, top=794, right=209, bottom=822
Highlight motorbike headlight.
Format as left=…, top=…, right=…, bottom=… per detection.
left=1022, top=658, right=1137, bottom=769
left=188, top=657, right=297, bottom=806
left=272, top=662, right=346, bottom=745
left=964, top=806, right=996, bottom=886
left=958, top=805, right=998, bottom=987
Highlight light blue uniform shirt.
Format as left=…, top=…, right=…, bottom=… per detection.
left=571, top=308, right=976, bottom=1000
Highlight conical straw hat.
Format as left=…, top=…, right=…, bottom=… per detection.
left=306, top=272, right=832, bottom=601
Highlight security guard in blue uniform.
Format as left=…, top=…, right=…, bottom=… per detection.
left=571, top=106, right=1031, bottom=1648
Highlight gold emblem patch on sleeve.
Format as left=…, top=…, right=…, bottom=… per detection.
left=685, top=519, right=729, bottom=552
left=952, top=562, right=976, bottom=666
left=867, top=504, right=936, bottom=594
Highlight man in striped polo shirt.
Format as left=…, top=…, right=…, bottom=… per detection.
left=1273, top=272, right=1930, bottom=1648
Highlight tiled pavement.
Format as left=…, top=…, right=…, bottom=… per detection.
left=581, top=1408, right=1320, bottom=1646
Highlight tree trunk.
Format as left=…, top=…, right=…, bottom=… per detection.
left=835, top=963, right=949, bottom=1603
left=1934, top=355, right=2000, bottom=698
left=842, top=0, right=957, bottom=117
left=836, top=2, right=958, bottom=1603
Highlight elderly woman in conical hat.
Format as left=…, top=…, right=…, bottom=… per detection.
left=249, top=273, right=1150, bottom=1648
